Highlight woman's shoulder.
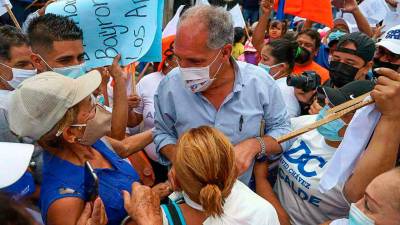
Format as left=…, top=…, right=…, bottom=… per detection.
left=227, top=181, right=277, bottom=213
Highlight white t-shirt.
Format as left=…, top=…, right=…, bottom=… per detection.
left=274, top=115, right=350, bottom=225
left=133, top=72, right=164, bottom=161
left=162, top=180, right=280, bottom=225
left=275, top=78, right=300, bottom=119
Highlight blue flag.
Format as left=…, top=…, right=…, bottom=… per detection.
left=46, top=0, right=163, bottom=69
left=276, top=0, right=286, bottom=20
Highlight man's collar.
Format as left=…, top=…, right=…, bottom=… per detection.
left=231, top=58, right=244, bottom=93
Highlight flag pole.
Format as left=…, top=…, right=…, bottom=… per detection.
left=4, top=4, right=21, bottom=30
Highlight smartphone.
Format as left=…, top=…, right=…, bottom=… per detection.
left=84, top=161, right=99, bottom=202
left=332, top=0, right=345, bottom=9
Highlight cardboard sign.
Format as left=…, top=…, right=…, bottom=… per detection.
left=46, top=0, right=163, bottom=69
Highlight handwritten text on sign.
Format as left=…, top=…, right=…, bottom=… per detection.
left=46, top=0, right=163, bottom=69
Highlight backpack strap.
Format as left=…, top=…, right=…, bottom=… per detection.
left=161, top=200, right=187, bottom=225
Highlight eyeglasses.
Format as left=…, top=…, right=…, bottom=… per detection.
left=70, top=95, right=97, bottom=128
left=375, top=47, right=400, bottom=63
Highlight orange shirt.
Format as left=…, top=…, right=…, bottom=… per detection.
left=293, top=61, right=330, bottom=83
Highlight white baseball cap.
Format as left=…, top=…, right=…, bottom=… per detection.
left=9, top=70, right=102, bottom=140
left=376, top=25, right=400, bottom=55
left=0, top=142, right=34, bottom=188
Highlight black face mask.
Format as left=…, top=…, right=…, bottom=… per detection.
left=329, top=61, right=359, bottom=88
left=295, top=47, right=312, bottom=65
left=372, top=58, right=400, bottom=77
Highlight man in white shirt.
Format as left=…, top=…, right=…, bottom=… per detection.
left=274, top=80, right=374, bottom=225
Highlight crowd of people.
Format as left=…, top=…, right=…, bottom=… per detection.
left=0, top=0, right=400, bottom=224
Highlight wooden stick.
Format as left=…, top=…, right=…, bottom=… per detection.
left=326, top=92, right=371, bottom=114
left=137, top=62, right=150, bottom=82
left=24, top=0, right=40, bottom=10
left=276, top=95, right=375, bottom=143
left=130, top=63, right=136, bottom=95
left=244, top=25, right=251, bottom=40
left=5, top=4, right=21, bottom=30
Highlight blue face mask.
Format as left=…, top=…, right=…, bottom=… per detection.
left=348, top=203, right=375, bottom=225
left=53, top=63, right=87, bottom=79
left=316, top=105, right=346, bottom=141
left=258, top=62, right=284, bottom=78
left=258, top=63, right=272, bottom=74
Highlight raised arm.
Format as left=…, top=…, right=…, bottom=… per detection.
left=344, top=68, right=400, bottom=202
left=108, top=55, right=128, bottom=140
left=342, top=0, right=373, bottom=37
left=252, top=0, right=274, bottom=53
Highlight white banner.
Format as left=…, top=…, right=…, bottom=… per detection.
left=0, top=0, right=12, bottom=17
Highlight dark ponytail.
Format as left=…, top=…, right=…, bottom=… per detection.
left=268, top=38, right=298, bottom=72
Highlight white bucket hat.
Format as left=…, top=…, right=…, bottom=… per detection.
left=8, top=70, right=102, bottom=140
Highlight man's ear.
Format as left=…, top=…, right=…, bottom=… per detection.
left=222, top=44, right=233, bottom=61
left=0, top=61, right=13, bottom=81
left=31, top=53, right=48, bottom=73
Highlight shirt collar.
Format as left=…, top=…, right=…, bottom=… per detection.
left=231, top=58, right=244, bottom=93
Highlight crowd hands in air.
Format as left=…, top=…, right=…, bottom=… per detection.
left=0, top=0, right=400, bottom=224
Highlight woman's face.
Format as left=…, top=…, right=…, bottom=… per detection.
left=68, top=95, right=97, bottom=138
left=260, top=45, right=286, bottom=77
left=355, top=172, right=400, bottom=224
left=269, top=23, right=283, bottom=40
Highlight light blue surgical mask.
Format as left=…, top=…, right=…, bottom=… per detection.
left=258, top=62, right=284, bottom=78
left=36, top=54, right=86, bottom=79
left=348, top=203, right=375, bottom=225
left=316, top=105, right=346, bottom=141
left=53, top=63, right=87, bottom=79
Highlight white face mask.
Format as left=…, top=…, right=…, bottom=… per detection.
left=180, top=50, right=223, bottom=93
left=348, top=203, right=375, bottom=225
left=0, top=63, right=37, bottom=89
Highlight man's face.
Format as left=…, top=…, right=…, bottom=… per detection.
left=331, top=42, right=370, bottom=80
left=333, top=25, right=350, bottom=34
left=374, top=46, right=400, bottom=72
left=297, top=34, right=317, bottom=57
left=32, top=40, right=85, bottom=72
left=0, top=44, right=34, bottom=81
left=174, top=22, right=231, bottom=79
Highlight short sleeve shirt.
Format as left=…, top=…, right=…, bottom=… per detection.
left=40, top=140, right=140, bottom=225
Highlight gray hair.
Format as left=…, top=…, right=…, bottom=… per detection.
left=178, top=5, right=234, bottom=49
